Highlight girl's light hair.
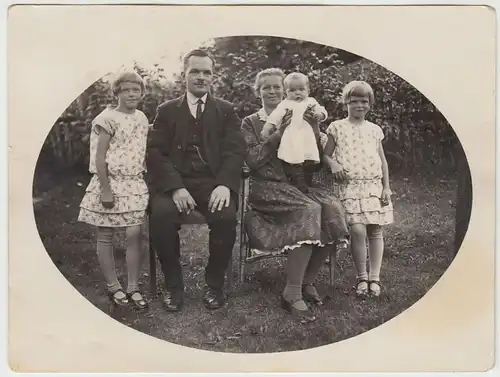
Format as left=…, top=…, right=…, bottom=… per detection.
left=253, top=68, right=285, bottom=94
left=341, top=80, right=375, bottom=105
left=111, top=71, right=145, bottom=96
left=283, top=72, right=309, bottom=90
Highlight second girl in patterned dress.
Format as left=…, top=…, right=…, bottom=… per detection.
left=324, top=81, right=394, bottom=297
left=78, top=71, right=150, bottom=309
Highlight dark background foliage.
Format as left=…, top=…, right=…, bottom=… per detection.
left=31, top=36, right=471, bottom=352
left=34, top=35, right=471, bottom=255
left=38, top=36, right=460, bottom=177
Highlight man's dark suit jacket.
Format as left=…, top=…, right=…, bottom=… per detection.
left=146, top=93, right=246, bottom=196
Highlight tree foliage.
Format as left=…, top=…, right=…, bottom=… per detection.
left=39, top=36, right=461, bottom=174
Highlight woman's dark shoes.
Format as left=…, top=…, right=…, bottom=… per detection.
left=108, top=289, right=129, bottom=306
left=302, top=283, right=324, bottom=306
left=163, top=290, right=183, bottom=312
left=281, top=296, right=316, bottom=322
left=128, top=290, right=149, bottom=310
left=202, top=286, right=226, bottom=310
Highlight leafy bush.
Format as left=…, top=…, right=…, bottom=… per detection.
left=39, top=36, right=458, bottom=174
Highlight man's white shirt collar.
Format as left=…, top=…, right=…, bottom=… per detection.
left=187, top=92, right=208, bottom=105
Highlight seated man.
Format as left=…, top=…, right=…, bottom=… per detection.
left=146, top=49, right=246, bottom=312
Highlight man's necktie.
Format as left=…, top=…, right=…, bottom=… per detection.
left=196, top=98, right=203, bottom=121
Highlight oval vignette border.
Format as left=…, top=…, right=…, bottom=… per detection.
left=11, top=4, right=491, bottom=370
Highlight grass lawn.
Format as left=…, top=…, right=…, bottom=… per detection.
left=33, top=166, right=457, bottom=353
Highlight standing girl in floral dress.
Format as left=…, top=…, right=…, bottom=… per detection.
left=324, top=81, right=394, bottom=297
left=78, top=71, right=150, bottom=309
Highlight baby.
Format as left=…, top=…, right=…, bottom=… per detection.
left=261, top=72, right=327, bottom=192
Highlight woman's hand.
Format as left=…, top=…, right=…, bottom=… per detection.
left=278, top=109, right=293, bottom=136
left=329, top=160, right=348, bottom=182
left=101, top=189, right=115, bottom=209
left=303, top=106, right=320, bottom=138
left=381, top=188, right=392, bottom=206
left=303, top=106, right=316, bottom=124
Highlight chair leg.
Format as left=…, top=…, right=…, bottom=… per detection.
left=239, top=230, right=248, bottom=287
left=238, top=180, right=248, bottom=289
left=227, top=252, right=234, bottom=293
left=148, top=223, right=157, bottom=297
left=329, top=243, right=337, bottom=297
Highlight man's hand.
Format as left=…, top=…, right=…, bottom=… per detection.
left=172, top=188, right=197, bottom=214
left=101, top=190, right=115, bottom=209
left=208, top=185, right=231, bottom=213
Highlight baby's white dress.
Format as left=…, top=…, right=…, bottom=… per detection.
left=267, top=97, right=327, bottom=164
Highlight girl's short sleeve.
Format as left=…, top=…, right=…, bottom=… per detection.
left=373, top=124, right=384, bottom=142
left=138, top=110, right=150, bottom=127
left=326, top=121, right=339, bottom=143
left=92, top=110, right=116, bottom=136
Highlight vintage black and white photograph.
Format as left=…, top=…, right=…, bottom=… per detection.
left=31, top=34, right=472, bottom=354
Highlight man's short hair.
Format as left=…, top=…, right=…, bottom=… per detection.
left=183, top=49, right=216, bottom=72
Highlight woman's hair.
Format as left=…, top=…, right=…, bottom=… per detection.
left=253, top=68, right=285, bottom=94
left=283, top=72, right=309, bottom=90
left=111, top=71, right=145, bottom=96
left=341, top=80, right=375, bottom=105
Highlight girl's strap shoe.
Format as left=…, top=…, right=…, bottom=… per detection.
left=368, top=280, right=381, bottom=297
left=355, top=279, right=369, bottom=297
left=108, top=289, right=129, bottom=306
left=128, top=290, right=149, bottom=310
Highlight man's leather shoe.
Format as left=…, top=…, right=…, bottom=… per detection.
left=163, top=290, right=183, bottom=312
left=202, top=286, right=225, bottom=310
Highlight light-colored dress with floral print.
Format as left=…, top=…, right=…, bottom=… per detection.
left=78, top=107, right=150, bottom=228
left=326, top=118, right=394, bottom=225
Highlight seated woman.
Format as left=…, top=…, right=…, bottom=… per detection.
left=241, top=68, right=349, bottom=322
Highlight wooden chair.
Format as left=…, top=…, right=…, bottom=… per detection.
left=235, top=165, right=347, bottom=295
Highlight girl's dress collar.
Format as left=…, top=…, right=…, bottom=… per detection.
left=108, top=106, right=137, bottom=117
left=346, top=117, right=367, bottom=126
